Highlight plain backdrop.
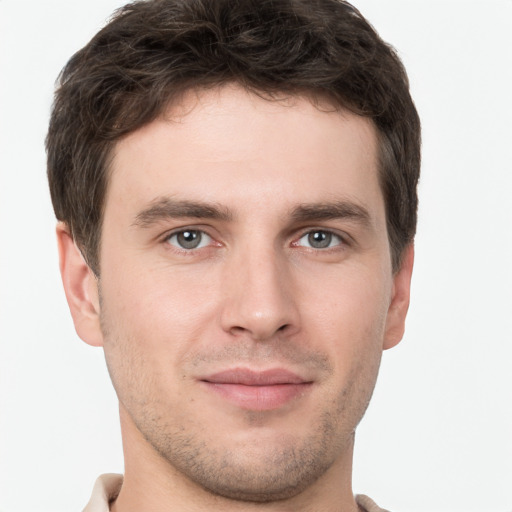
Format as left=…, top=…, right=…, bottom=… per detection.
left=1, top=1, right=511, bottom=511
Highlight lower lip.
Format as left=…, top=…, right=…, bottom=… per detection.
left=201, top=382, right=312, bottom=411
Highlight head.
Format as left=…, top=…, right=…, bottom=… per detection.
left=48, top=0, right=420, bottom=506
left=47, top=0, right=420, bottom=276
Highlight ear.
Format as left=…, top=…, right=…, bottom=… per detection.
left=56, top=222, right=104, bottom=347
left=383, top=244, right=414, bottom=350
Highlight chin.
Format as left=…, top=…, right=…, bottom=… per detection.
left=148, top=418, right=344, bottom=503
left=180, top=448, right=333, bottom=503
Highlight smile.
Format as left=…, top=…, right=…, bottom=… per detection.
left=200, top=368, right=313, bottom=411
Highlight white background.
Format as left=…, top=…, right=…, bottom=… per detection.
left=0, top=1, right=511, bottom=511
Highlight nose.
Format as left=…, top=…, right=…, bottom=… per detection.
left=220, top=247, right=300, bottom=341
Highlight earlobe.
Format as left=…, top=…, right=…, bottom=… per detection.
left=56, top=222, right=104, bottom=347
left=383, top=244, right=414, bottom=350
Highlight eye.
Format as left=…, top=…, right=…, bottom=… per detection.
left=295, top=230, right=344, bottom=249
left=166, top=229, right=212, bottom=250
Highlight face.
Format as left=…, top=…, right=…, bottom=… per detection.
left=64, top=85, right=412, bottom=502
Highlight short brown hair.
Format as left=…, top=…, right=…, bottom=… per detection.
left=47, top=0, right=420, bottom=274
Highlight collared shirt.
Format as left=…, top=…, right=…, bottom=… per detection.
left=83, top=474, right=389, bottom=512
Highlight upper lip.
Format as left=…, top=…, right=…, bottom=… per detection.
left=201, top=368, right=310, bottom=386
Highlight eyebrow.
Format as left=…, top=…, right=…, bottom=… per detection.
left=132, top=197, right=371, bottom=229
left=133, top=198, right=233, bottom=227
left=290, top=201, right=371, bottom=226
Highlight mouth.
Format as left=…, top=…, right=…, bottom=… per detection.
left=200, top=368, right=314, bottom=411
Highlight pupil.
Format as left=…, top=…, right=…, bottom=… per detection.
left=177, top=230, right=201, bottom=249
left=308, top=231, right=331, bottom=249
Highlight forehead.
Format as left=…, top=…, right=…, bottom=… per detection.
left=107, top=85, right=382, bottom=220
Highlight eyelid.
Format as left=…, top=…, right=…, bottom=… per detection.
left=161, top=226, right=220, bottom=251
left=291, top=227, right=351, bottom=249
left=160, top=224, right=213, bottom=240
left=159, top=225, right=352, bottom=251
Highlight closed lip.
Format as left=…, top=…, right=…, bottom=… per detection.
left=200, top=367, right=311, bottom=386
left=199, top=368, right=313, bottom=410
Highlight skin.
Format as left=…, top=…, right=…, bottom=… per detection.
left=58, top=85, right=414, bottom=512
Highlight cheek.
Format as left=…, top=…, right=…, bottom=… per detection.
left=98, top=271, right=207, bottom=414
left=298, top=264, right=390, bottom=377
left=99, top=263, right=221, bottom=362
left=302, top=263, right=390, bottom=337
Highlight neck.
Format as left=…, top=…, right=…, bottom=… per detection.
left=112, top=405, right=360, bottom=512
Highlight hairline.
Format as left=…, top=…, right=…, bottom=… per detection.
left=85, top=82, right=402, bottom=276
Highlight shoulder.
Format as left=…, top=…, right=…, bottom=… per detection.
left=356, top=494, right=391, bottom=512
left=82, top=474, right=123, bottom=512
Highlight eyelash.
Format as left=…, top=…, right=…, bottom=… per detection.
left=162, top=227, right=349, bottom=253
left=292, top=229, right=347, bottom=250
left=163, top=228, right=216, bottom=252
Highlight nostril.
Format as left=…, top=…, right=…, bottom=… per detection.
left=229, top=325, right=246, bottom=336
left=228, top=322, right=291, bottom=340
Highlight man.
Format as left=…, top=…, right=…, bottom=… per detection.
left=46, top=0, right=420, bottom=510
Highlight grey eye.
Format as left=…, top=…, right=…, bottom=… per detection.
left=298, top=230, right=342, bottom=249
left=309, top=231, right=331, bottom=248
left=167, top=230, right=211, bottom=250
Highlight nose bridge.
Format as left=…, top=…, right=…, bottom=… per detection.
left=220, top=239, right=299, bottom=340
